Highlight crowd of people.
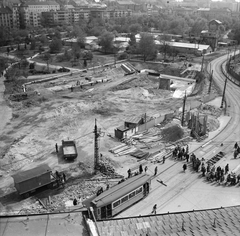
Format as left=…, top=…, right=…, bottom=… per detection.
left=173, top=143, right=240, bottom=186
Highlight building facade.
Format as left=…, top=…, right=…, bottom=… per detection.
left=0, top=5, right=13, bottom=28
left=19, top=1, right=60, bottom=28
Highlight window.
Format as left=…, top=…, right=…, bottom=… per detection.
left=129, top=191, right=135, bottom=199
left=121, top=195, right=128, bottom=203
left=113, top=200, right=120, bottom=208
left=136, top=187, right=142, bottom=195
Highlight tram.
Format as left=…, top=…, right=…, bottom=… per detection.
left=90, top=174, right=151, bottom=220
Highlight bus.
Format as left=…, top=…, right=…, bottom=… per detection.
left=90, top=174, right=151, bottom=220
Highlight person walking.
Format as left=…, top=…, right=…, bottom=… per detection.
left=55, top=143, right=58, bottom=153
left=186, top=153, right=189, bottom=162
left=162, top=156, right=165, bottom=164
left=234, top=142, right=238, bottom=149
left=127, top=169, right=131, bottom=178
left=183, top=163, right=187, bottom=173
left=144, top=166, right=148, bottom=173
left=154, top=166, right=158, bottom=176
left=225, top=164, right=229, bottom=175
left=139, top=164, right=143, bottom=174
left=151, top=204, right=157, bottom=214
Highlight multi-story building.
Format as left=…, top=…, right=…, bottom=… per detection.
left=0, top=5, right=13, bottom=28
left=19, top=0, right=60, bottom=28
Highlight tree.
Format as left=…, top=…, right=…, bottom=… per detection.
left=49, top=37, right=62, bottom=53
left=99, top=31, right=114, bottom=53
left=41, top=53, right=51, bottom=71
left=82, top=50, right=93, bottom=61
left=138, top=33, right=157, bottom=61
left=0, top=57, right=9, bottom=74
left=129, top=23, right=142, bottom=34
left=190, top=18, right=208, bottom=37
left=30, top=38, right=36, bottom=50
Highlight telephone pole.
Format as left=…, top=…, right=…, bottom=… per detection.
left=220, top=78, right=227, bottom=109
left=94, top=119, right=100, bottom=172
left=201, top=54, right=205, bottom=72
left=181, top=91, right=187, bottom=126
left=208, top=70, right=213, bottom=94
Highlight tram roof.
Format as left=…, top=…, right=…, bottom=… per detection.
left=92, top=174, right=151, bottom=208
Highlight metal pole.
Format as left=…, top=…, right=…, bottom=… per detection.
left=220, top=78, right=227, bottom=109
left=181, top=91, right=187, bottom=126
left=201, top=54, right=204, bottom=72
left=94, top=119, right=99, bottom=172
left=208, top=70, right=213, bottom=94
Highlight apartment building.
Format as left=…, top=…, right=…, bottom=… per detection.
left=19, top=1, right=60, bottom=28
left=0, top=5, right=13, bottom=28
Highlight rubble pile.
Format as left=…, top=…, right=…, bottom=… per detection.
left=98, top=159, right=117, bottom=176
left=201, top=104, right=222, bottom=117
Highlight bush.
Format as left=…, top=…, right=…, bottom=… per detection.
left=117, top=52, right=128, bottom=60
left=161, top=125, right=184, bottom=142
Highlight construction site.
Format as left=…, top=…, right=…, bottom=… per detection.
left=0, top=55, right=223, bottom=216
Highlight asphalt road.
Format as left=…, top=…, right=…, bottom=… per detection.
left=117, top=53, right=240, bottom=218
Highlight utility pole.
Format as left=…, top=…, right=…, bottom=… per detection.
left=93, top=119, right=105, bottom=173
left=208, top=70, right=213, bottom=94
left=181, top=91, right=187, bottom=126
left=220, top=78, right=227, bottom=109
left=94, top=119, right=100, bottom=172
left=201, top=54, right=205, bottom=72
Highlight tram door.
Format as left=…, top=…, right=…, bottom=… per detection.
left=101, top=206, right=106, bottom=219
left=143, top=182, right=150, bottom=196
left=101, top=204, right=112, bottom=219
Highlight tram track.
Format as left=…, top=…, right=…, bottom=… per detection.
left=152, top=53, right=240, bottom=212
left=119, top=53, right=240, bottom=217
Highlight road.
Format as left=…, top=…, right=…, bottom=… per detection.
left=117, top=53, right=240, bottom=218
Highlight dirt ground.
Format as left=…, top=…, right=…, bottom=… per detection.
left=0, top=58, right=222, bottom=214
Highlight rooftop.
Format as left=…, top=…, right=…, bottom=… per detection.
left=168, top=41, right=210, bottom=50
left=97, top=205, right=240, bottom=236
left=12, top=164, right=51, bottom=183
left=0, top=6, right=12, bottom=14
left=26, top=1, right=59, bottom=6
left=0, top=211, right=90, bottom=236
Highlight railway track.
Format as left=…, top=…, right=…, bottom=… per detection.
left=119, top=53, right=240, bottom=217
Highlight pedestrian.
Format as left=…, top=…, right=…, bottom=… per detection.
left=73, top=198, right=77, bottom=206
left=55, top=143, right=58, bottom=153
left=154, top=166, right=158, bottom=176
left=207, top=163, right=211, bottom=173
left=139, top=164, right=143, bottom=174
left=162, top=156, right=165, bottom=164
left=127, top=169, right=131, bottom=178
left=151, top=204, right=157, bottom=214
left=144, top=166, right=148, bottom=173
left=106, top=184, right=109, bottom=190
left=183, top=163, right=187, bottom=172
left=71, top=86, right=73, bottom=92
left=225, top=164, right=229, bottom=174
left=186, top=145, right=189, bottom=154
left=234, top=142, right=238, bottom=149
left=186, top=153, right=189, bottom=162
left=62, top=172, right=66, bottom=183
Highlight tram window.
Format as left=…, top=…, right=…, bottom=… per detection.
left=129, top=191, right=135, bottom=199
left=97, top=208, right=100, bottom=215
left=121, top=195, right=128, bottom=203
left=136, top=187, right=142, bottom=195
left=113, top=200, right=120, bottom=208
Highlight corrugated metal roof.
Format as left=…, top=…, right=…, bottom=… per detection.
left=125, top=116, right=143, bottom=124
left=168, top=42, right=210, bottom=50
left=12, top=164, right=51, bottom=183
left=92, top=174, right=151, bottom=207
left=97, top=205, right=240, bottom=236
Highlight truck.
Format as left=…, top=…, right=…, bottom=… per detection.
left=12, top=164, right=64, bottom=198
left=62, top=140, right=78, bottom=161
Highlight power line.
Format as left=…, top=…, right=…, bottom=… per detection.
left=75, top=132, right=93, bottom=140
